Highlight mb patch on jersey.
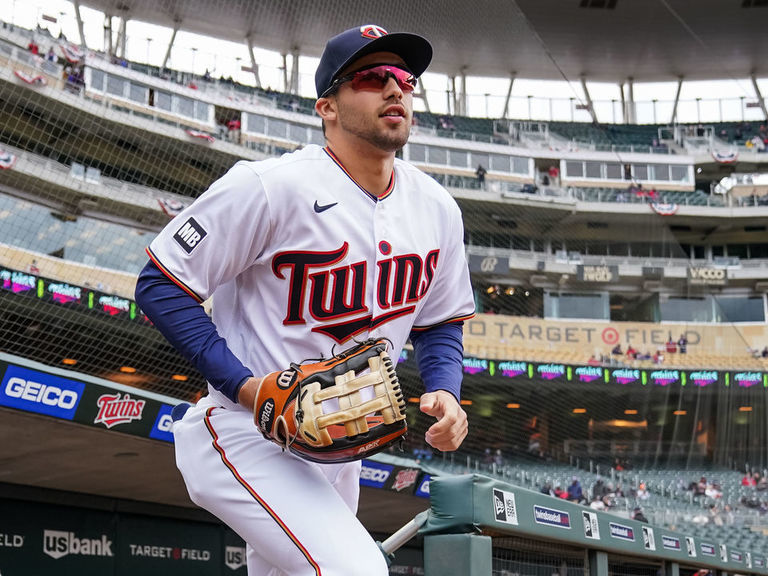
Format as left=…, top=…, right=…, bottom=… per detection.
left=174, top=217, right=207, bottom=254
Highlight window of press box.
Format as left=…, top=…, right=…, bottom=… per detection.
left=544, top=292, right=609, bottom=320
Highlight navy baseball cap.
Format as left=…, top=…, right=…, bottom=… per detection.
left=315, top=24, right=432, bottom=97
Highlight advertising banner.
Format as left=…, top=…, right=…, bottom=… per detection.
left=117, top=515, right=220, bottom=576
left=0, top=499, right=116, bottom=576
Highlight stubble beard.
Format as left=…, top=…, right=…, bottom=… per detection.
left=338, top=107, right=410, bottom=152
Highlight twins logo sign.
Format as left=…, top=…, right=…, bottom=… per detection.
left=492, top=489, right=519, bottom=526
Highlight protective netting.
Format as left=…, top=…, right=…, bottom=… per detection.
left=492, top=535, right=588, bottom=575
left=2, top=3, right=768, bottom=546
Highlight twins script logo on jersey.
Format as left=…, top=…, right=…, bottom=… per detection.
left=94, top=393, right=146, bottom=428
left=272, top=242, right=440, bottom=343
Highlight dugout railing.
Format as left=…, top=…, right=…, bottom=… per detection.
left=415, top=474, right=766, bottom=576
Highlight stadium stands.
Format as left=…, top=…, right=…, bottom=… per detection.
left=3, top=15, right=768, bottom=570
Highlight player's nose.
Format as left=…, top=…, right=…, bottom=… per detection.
left=382, top=75, right=404, bottom=99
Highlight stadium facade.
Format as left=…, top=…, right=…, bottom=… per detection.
left=1, top=6, right=768, bottom=574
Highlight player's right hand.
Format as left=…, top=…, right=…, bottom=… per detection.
left=419, top=390, right=468, bottom=452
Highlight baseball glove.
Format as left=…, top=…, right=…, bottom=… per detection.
left=253, top=338, right=407, bottom=463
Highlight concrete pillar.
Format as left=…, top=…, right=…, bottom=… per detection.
left=72, top=0, right=87, bottom=49
left=162, top=24, right=179, bottom=70
left=424, top=534, right=492, bottom=576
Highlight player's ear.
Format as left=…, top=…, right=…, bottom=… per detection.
left=315, top=96, right=337, bottom=123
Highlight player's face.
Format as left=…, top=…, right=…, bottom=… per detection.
left=331, top=52, right=414, bottom=152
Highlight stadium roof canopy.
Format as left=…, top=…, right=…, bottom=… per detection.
left=79, top=0, right=768, bottom=83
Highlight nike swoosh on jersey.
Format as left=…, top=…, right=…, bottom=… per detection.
left=313, top=200, right=338, bottom=213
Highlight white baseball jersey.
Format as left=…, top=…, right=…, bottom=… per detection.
left=148, top=144, right=475, bottom=409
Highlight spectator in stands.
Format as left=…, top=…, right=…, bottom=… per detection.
left=28, top=260, right=40, bottom=275
left=226, top=118, right=242, bottom=143
left=438, top=115, right=455, bottom=131
left=65, top=65, right=85, bottom=93
left=750, top=135, right=766, bottom=152
left=652, top=350, right=664, bottom=364
left=593, top=476, right=607, bottom=499
left=553, top=485, right=568, bottom=499
left=694, top=476, right=707, bottom=498
left=626, top=344, right=637, bottom=359
left=705, top=481, right=722, bottom=500
left=677, top=334, right=688, bottom=354
left=588, top=495, right=606, bottom=511
left=742, top=473, right=757, bottom=487
left=762, top=346, right=768, bottom=358
left=665, top=337, right=677, bottom=354
left=46, top=47, right=56, bottom=62
left=631, top=506, right=648, bottom=523
left=636, top=350, right=652, bottom=361
left=567, top=477, right=585, bottom=504
left=540, top=481, right=555, bottom=497
left=636, top=482, right=650, bottom=501
left=587, top=354, right=601, bottom=366
left=527, top=431, right=543, bottom=458
left=475, top=164, right=487, bottom=189
left=28, top=40, right=40, bottom=55
left=547, top=165, right=560, bottom=186
left=611, top=343, right=623, bottom=355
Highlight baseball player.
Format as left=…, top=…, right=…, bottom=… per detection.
left=135, top=24, right=475, bottom=575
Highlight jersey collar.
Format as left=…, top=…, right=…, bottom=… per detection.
left=323, top=146, right=395, bottom=202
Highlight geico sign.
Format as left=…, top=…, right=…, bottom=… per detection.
left=689, top=268, right=726, bottom=281
left=360, top=466, right=390, bottom=483
left=157, top=414, right=173, bottom=432
left=5, top=377, right=78, bottom=409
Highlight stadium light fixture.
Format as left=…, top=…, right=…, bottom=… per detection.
left=624, top=409, right=638, bottom=415
left=506, top=403, right=520, bottom=409
left=739, top=406, right=753, bottom=412
left=572, top=408, right=587, bottom=414
left=673, top=410, right=687, bottom=416
left=119, top=366, right=137, bottom=373
left=61, top=358, right=77, bottom=366
left=171, top=374, right=188, bottom=381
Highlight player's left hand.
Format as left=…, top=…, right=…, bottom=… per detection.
left=419, top=390, right=468, bottom=452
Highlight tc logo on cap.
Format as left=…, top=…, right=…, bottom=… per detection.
left=360, top=25, right=388, bottom=39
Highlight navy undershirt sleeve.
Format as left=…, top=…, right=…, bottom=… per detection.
left=409, top=322, right=464, bottom=401
left=134, top=260, right=253, bottom=403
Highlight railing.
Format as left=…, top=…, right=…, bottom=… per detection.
left=418, top=474, right=768, bottom=575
